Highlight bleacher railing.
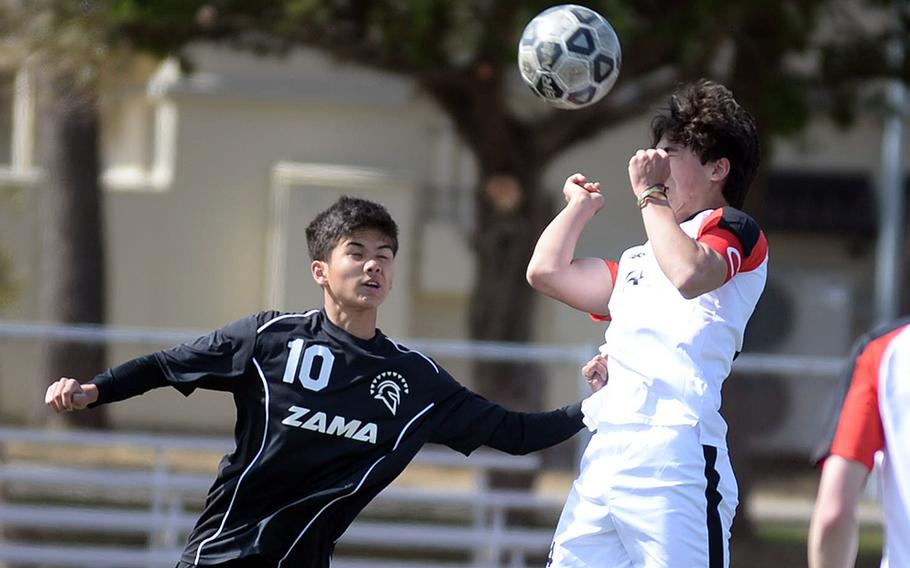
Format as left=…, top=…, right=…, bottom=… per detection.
left=0, top=319, right=848, bottom=568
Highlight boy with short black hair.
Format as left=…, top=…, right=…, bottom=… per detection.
left=46, top=195, right=586, bottom=568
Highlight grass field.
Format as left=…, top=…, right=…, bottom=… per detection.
left=732, top=522, right=883, bottom=568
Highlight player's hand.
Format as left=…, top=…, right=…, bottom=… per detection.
left=582, top=354, right=608, bottom=393
left=628, top=149, right=670, bottom=196
left=45, top=378, right=98, bottom=412
left=563, top=173, right=604, bottom=211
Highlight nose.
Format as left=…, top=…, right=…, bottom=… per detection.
left=364, top=259, right=382, bottom=274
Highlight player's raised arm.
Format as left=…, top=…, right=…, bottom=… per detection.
left=526, top=173, right=615, bottom=315
left=629, top=148, right=729, bottom=299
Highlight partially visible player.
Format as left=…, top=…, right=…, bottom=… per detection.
left=528, top=79, right=766, bottom=567
left=45, top=196, right=587, bottom=568
left=809, top=318, right=910, bottom=568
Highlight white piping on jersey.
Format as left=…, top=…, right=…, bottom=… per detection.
left=388, top=339, right=439, bottom=374
left=277, top=402, right=436, bottom=567
left=256, top=310, right=320, bottom=334
left=193, top=357, right=272, bottom=566
left=392, top=402, right=435, bottom=451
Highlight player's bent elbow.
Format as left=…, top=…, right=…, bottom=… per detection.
left=526, top=264, right=557, bottom=293
left=677, top=284, right=702, bottom=300
left=672, top=273, right=704, bottom=299
left=671, top=266, right=720, bottom=299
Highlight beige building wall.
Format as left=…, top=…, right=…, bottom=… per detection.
left=1, top=45, right=908, bottom=432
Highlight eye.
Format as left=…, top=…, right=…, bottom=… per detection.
left=349, top=252, right=363, bottom=259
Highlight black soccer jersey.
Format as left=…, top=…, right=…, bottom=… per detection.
left=89, top=309, right=584, bottom=567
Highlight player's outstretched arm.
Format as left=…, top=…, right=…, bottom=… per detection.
left=44, top=353, right=174, bottom=412
left=45, top=378, right=99, bottom=412
left=432, top=392, right=586, bottom=457
left=807, top=455, right=868, bottom=568
left=527, top=173, right=614, bottom=314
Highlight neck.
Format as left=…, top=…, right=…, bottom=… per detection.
left=677, top=195, right=728, bottom=223
left=323, top=298, right=378, bottom=340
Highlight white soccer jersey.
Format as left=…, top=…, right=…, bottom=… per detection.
left=826, top=320, right=910, bottom=567
left=879, top=326, right=910, bottom=567
left=581, top=207, right=768, bottom=449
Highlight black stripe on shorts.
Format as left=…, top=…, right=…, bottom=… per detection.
left=702, top=445, right=723, bottom=567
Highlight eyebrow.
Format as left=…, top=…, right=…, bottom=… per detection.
left=345, top=240, right=394, bottom=252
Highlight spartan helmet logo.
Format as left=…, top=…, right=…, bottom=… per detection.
left=370, top=371, right=410, bottom=416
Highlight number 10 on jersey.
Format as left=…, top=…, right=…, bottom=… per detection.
left=282, top=339, right=335, bottom=392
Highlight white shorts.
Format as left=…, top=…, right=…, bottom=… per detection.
left=548, top=423, right=738, bottom=568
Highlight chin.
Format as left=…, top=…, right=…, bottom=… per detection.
left=355, top=295, right=386, bottom=309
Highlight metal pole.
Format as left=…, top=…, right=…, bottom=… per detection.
left=874, top=2, right=908, bottom=325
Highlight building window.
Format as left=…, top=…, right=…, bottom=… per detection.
left=101, top=58, right=178, bottom=192
left=0, top=67, right=38, bottom=185
left=763, top=171, right=877, bottom=236
left=0, top=71, right=14, bottom=165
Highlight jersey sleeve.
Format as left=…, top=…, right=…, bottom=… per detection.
left=152, top=314, right=260, bottom=396
left=88, top=354, right=170, bottom=406
left=589, top=259, right=619, bottom=322
left=696, top=208, right=768, bottom=282
left=429, top=378, right=584, bottom=456
left=828, top=336, right=888, bottom=470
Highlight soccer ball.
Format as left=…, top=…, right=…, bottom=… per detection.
left=517, top=5, right=621, bottom=109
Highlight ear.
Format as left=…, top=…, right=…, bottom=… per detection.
left=709, top=157, right=731, bottom=183
left=311, top=260, right=328, bottom=286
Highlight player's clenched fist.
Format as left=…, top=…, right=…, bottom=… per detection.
left=45, top=378, right=98, bottom=412
left=582, top=354, right=608, bottom=393
left=563, top=173, right=604, bottom=210
left=628, top=148, right=670, bottom=196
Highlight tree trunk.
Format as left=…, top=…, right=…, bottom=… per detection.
left=467, top=167, right=552, bottom=400
left=36, top=70, right=108, bottom=429
left=466, top=165, right=558, bottom=502
left=423, top=73, right=557, bottom=419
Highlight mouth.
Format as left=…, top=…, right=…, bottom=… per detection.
left=362, top=280, right=382, bottom=290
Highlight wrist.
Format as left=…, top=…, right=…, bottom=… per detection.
left=636, top=184, right=668, bottom=209
left=82, top=383, right=99, bottom=404
left=566, top=195, right=601, bottom=217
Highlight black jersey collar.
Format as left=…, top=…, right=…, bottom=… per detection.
left=320, top=309, right=386, bottom=350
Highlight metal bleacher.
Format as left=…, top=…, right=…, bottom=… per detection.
left=0, top=426, right=564, bottom=568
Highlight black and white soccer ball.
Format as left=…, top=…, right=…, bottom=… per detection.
left=517, top=4, right=621, bottom=109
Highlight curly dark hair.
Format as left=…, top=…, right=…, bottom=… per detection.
left=305, top=196, right=399, bottom=261
left=650, top=80, right=760, bottom=209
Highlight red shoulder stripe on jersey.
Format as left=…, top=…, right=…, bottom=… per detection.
left=814, top=317, right=910, bottom=467
left=696, top=209, right=726, bottom=239
left=698, top=227, right=743, bottom=283
left=589, top=259, right=618, bottom=322
left=697, top=208, right=767, bottom=274
left=829, top=327, right=905, bottom=470
left=740, top=231, right=768, bottom=272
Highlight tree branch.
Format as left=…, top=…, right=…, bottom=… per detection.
left=531, top=65, right=681, bottom=157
